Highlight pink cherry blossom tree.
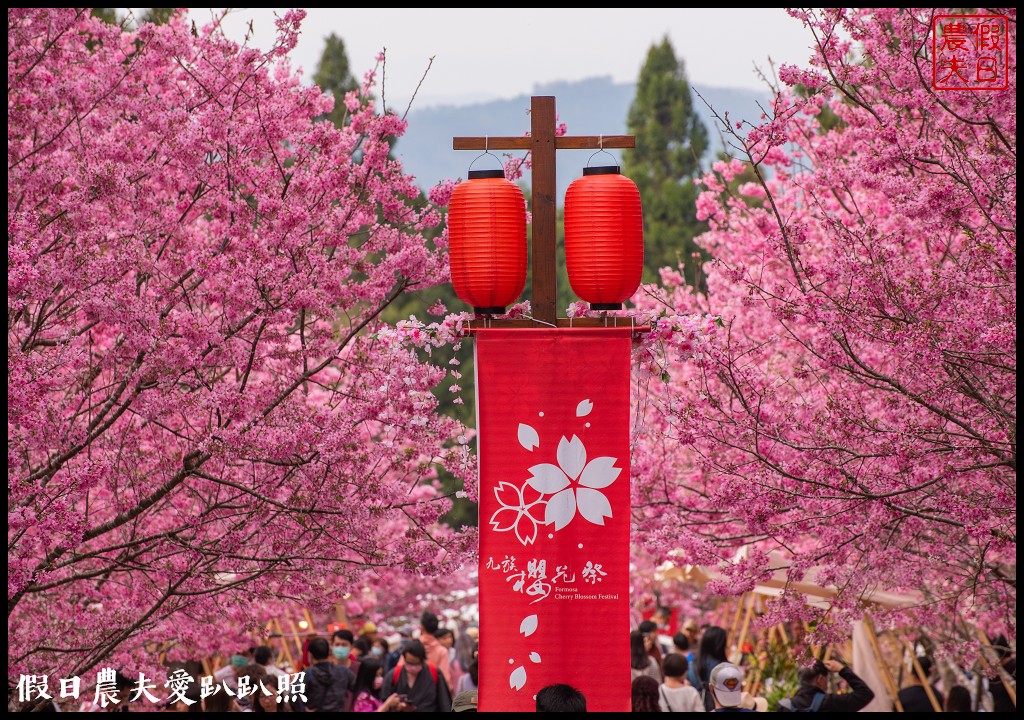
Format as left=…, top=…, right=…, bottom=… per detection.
left=8, top=7, right=476, bottom=692
left=629, top=8, right=1015, bottom=660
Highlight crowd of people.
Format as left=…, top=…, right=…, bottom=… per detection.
left=627, top=616, right=872, bottom=713
left=624, top=612, right=1015, bottom=713
left=200, top=610, right=480, bottom=713
left=20, top=606, right=1014, bottom=712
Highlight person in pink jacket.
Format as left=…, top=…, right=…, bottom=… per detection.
left=418, top=611, right=453, bottom=691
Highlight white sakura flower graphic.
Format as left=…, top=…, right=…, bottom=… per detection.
left=488, top=481, right=546, bottom=545
left=526, top=435, right=620, bottom=530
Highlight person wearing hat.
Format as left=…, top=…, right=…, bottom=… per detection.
left=359, top=621, right=379, bottom=643
left=708, top=662, right=755, bottom=712
left=452, top=689, right=478, bottom=712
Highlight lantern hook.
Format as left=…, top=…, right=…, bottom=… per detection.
left=586, top=135, right=619, bottom=169
left=468, top=137, right=505, bottom=175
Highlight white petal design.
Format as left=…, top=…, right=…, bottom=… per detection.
left=576, top=487, right=613, bottom=525
left=579, top=456, right=621, bottom=489
left=510, top=665, right=527, bottom=691
left=518, top=423, right=540, bottom=451
left=545, top=488, right=577, bottom=530
left=527, top=464, right=570, bottom=494
left=489, top=507, right=520, bottom=532
left=557, top=435, right=586, bottom=480
left=529, top=652, right=542, bottom=663
left=520, top=614, right=538, bottom=637
left=576, top=399, right=593, bottom=417
left=514, top=515, right=539, bottom=546
left=494, top=481, right=524, bottom=506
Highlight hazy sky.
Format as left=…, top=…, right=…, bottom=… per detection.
left=185, top=8, right=819, bottom=108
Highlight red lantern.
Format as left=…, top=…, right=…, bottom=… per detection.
left=447, top=169, right=527, bottom=314
left=563, top=166, right=643, bottom=310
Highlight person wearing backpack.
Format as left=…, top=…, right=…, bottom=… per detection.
left=781, top=659, right=874, bottom=712
left=380, top=639, right=453, bottom=712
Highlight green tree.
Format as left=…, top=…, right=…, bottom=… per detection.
left=623, top=36, right=710, bottom=291
left=91, top=8, right=177, bottom=26
left=90, top=8, right=119, bottom=25
left=313, top=33, right=360, bottom=128
left=140, top=8, right=177, bottom=25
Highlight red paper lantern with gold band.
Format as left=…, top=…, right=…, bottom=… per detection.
left=563, top=165, right=643, bottom=310
left=447, top=169, right=528, bottom=314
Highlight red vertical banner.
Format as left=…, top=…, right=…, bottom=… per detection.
left=475, top=328, right=632, bottom=712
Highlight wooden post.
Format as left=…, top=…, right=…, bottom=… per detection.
left=746, top=623, right=770, bottom=695
left=453, top=96, right=636, bottom=327
left=530, top=97, right=557, bottom=325
left=974, top=671, right=987, bottom=712
left=802, top=621, right=823, bottom=659
left=734, top=594, right=756, bottom=664
left=272, top=618, right=296, bottom=671
left=863, top=613, right=904, bottom=712
left=901, top=638, right=943, bottom=712
left=728, top=593, right=747, bottom=646
left=976, top=625, right=1017, bottom=707
left=776, top=622, right=789, bottom=646
left=287, top=616, right=305, bottom=665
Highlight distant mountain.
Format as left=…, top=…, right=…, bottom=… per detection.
left=393, top=75, right=773, bottom=201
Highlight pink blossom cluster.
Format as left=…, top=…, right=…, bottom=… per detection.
left=8, top=8, right=475, bottom=687
left=629, top=8, right=1016, bottom=661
